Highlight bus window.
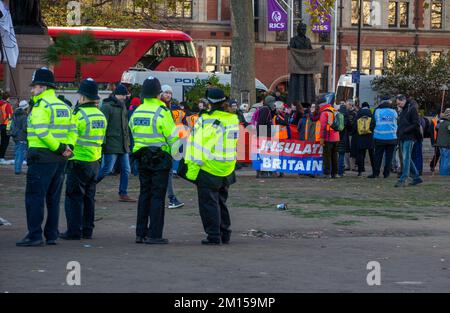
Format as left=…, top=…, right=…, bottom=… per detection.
left=136, top=40, right=170, bottom=70
left=171, top=41, right=196, bottom=58
left=98, top=39, right=129, bottom=55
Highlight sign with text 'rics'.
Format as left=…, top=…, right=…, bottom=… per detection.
left=267, top=0, right=288, bottom=31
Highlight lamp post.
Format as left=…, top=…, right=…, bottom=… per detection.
left=356, top=0, right=363, bottom=99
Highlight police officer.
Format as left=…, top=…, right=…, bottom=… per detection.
left=184, top=88, right=240, bottom=245
left=59, top=78, right=107, bottom=240
left=129, top=77, right=178, bottom=244
left=17, top=67, right=77, bottom=247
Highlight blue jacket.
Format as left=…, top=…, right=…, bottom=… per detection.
left=372, top=103, right=398, bottom=142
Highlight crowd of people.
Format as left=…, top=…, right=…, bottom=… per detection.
left=248, top=92, right=450, bottom=183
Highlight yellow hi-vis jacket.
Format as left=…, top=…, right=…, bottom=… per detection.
left=28, top=89, right=77, bottom=152
left=129, top=98, right=178, bottom=155
left=71, top=104, right=107, bottom=162
left=185, top=109, right=239, bottom=181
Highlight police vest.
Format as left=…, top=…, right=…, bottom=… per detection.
left=129, top=98, right=178, bottom=155
left=185, top=110, right=239, bottom=181
left=373, top=108, right=398, bottom=141
left=71, top=105, right=107, bottom=162
left=27, top=89, right=77, bottom=152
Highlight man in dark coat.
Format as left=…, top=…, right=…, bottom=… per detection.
left=354, top=102, right=374, bottom=176
left=96, top=84, right=135, bottom=202
left=337, top=102, right=353, bottom=177
left=255, top=96, right=276, bottom=178
left=395, top=95, right=423, bottom=187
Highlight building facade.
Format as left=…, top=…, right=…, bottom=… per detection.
left=165, top=0, right=450, bottom=96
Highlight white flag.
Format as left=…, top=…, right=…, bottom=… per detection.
left=0, top=2, right=19, bottom=68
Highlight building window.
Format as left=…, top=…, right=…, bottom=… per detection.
left=320, top=65, right=329, bottom=93
left=351, top=49, right=371, bottom=74
left=167, top=0, right=193, bottom=19
left=206, top=46, right=217, bottom=72
left=205, top=45, right=231, bottom=73
left=276, top=31, right=288, bottom=42
left=386, top=50, right=410, bottom=68
left=431, top=51, right=442, bottom=63
left=220, top=47, right=231, bottom=73
left=254, top=0, right=260, bottom=37
left=374, top=50, right=384, bottom=75
left=389, top=1, right=409, bottom=27
left=293, top=0, right=303, bottom=18
left=352, top=0, right=372, bottom=26
left=319, top=32, right=331, bottom=43
left=431, top=0, right=443, bottom=29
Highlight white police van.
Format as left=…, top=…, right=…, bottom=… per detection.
left=121, top=69, right=268, bottom=102
left=336, top=74, right=381, bottom=107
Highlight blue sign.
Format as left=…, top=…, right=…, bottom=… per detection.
left=352, top=71, right=360, bottom=84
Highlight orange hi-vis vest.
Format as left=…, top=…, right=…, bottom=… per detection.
left=171, top=109, right=189, bottom=139
left=0, top=102, right=11, bottom=125
left=186, top=114, right=199, bottom=129
left=432, top=116, right=438, bottom=141
left=304, top=118, right=321, bottom=142
left=272, top=115, right=289, bottom=140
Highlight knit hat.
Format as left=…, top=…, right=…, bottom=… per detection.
left=161, top=85, right=173, bottom=94
left=114, top=84, right=129, bottom=96
left=264, top=96, right=276, bottom=110
left=443, top=108, right=450, bottom=120
left=130, top=97, right=141, bottom=106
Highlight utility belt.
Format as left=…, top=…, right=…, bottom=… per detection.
left=135, top=146, right=172, bottom=171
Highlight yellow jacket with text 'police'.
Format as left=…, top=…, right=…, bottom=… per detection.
left=71, top=104, right=107, bottom=162
left=129, top=98, right=178, bottom=154
left=28, top=89, right=77, bottom=151
left=185, top=109, right=239, bottom=181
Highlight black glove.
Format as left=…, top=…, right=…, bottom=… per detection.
left=55, top=143, right=67, bottom=155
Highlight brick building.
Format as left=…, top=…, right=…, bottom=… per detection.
left=161, top=0, right=450, bottom=95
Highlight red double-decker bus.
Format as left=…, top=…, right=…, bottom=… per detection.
left=46, top=27, right=199, bottom=83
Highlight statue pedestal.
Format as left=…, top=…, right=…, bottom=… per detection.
left=6, top=34, right=52, bottom=101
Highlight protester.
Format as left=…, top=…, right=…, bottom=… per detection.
left=337, top=101, right=352, bottom=177
left=160, top=84, right=184, bottom=209
left=10, top=100, right=29, bottom=175
left=354, top=102, right=374, bottom=177
left=96, top=84, right=136, bottom=202
left=395, top=95, right=423, bottom=187
left=412, top=110, right=426, bottom=175
left=435, top=108, right=450, bottom=176
left=0, top=94, right=13, bottom=164
left=368, top=97, right=398, bottom=179
left=429, top=112, right=441, bottom=172
left=255, top=96, right=276, bottom=178
left=319, top=97, right=340, bottom=178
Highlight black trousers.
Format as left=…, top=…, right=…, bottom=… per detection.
left=373, top=144, right=396, bottom=177
left=323, top=142, right=338, bottom=177
left=357, top=148, right=374, bottom=173
left=136, top=166, right=169, bottom=239
left=64, top=161, right=99, bottom=238
left=197, top=186, right=231, bottom=242
left=25, top=161, right=67, bottom=241
left=0, top=125, right=10, bottom=159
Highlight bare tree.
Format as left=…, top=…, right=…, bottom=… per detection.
left=230, top=0, right=256, bottom=104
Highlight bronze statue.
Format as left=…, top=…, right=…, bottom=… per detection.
left=288, top=23, right=316, bottom=105
left=9, top=0, right=46, bottom=34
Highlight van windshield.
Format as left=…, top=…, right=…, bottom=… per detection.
left=336, top=86, right=354, bottom=104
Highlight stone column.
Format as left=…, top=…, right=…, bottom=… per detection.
left=7, top=34, right=52, bottom=101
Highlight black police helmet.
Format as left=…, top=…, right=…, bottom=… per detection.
left=206, top=88, right=227, bottom=106
left=141, top=76, right=162, bottom=99
left=30, top=67, right=56, bottom=88
left=78, top=78, right=100, bottom=100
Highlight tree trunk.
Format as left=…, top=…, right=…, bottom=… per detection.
left=230, top=0, right=256, bottom=106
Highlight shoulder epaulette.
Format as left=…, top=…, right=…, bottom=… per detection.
left=160, top=105, right=169, bottom=112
